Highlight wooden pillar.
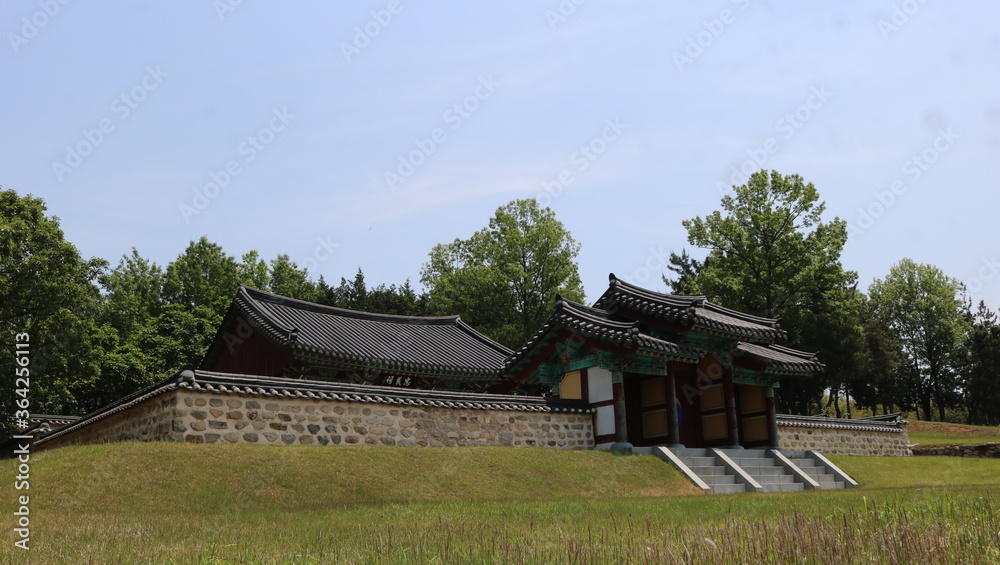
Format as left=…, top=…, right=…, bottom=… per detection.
left=723, top=367, right=741, bottom=449
left=611, top=371, right=632, bottom=450
left=666, top=361, right=681, bottom=447
left=765, top=385, right=780, bottom=450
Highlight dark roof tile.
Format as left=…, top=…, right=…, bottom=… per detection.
left=595, top=275, right=787, bottom=343
left=503, top=297, right=704, bottom=372
left=232, top=286, right=512, bottom=380
left=734, top=342, right=825, bottom=374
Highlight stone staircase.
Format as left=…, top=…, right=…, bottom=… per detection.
left=785, top=454, right=848, bottom=490
left=637, top=446, right=857, bottom=494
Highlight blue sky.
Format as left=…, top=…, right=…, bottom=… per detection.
left=3, top=1, right=999, bottom=307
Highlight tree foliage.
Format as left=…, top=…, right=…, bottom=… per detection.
left=869, top=259, right=970, bottom=421
left=162, top=236, right=241, bottom=316
left=670, top=170, right=861, bottom=414
left=318, top=269, right=427, bottom=316
left=962, top=301, right=1000, bottom=425
left=421, top=199, right=584, bottom=349
left=0, top=188, right=107, bottom=422
left=679, top=170, right=852, bottom=318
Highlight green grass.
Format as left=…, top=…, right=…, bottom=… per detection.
left=907, top=419, right=1000, bottom=445
left=0, top=443, right=998, bottom=564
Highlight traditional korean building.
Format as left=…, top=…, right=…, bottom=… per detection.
left=26, top=276, right=911, bottom=470
left=499, top=274, right=825, bottom=450
left=201, top=285, right=513, bottom=392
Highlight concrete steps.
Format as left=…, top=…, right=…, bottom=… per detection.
left=650, top=446, right=857, bottom=494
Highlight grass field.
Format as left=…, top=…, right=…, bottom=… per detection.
left=0, top=442, right=997, bottom=564
left=907, top=419, right=1000, bottom=445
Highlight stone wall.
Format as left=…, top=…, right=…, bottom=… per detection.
left=912, top=443, right=1000, bottom=458
left=40, top=393, right=181, bottom=450
left=778, top=425, right=911, bottom=456
left=40, top=389, right=594, bottom=450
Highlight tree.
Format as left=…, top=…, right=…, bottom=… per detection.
left=238, top=250, right=269, bottom=290
left=268, top=254, right=321, bottom=302
left=162, top=237, right=240, bottom=318
left=854, top=297, right=905, bottom=415
left=961, top=301, right=1000, bottom=425
left=663, top=249, right=705, bottom=295
left=318, top=269, right=428, bottom=316
left=672, top=170, right=860, bottom=415
left=680, top=170, right=852, bottom=318
left=869, top=259, right=969, bottom=421
left=0, top=188, right=107, bottom=422
left=421, top=199, right=585, bottom=349
left=98, top=248, right=164, bottom=337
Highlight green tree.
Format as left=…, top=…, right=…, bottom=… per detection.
left=318, top=269, right=427, bottom=316
left=663, top=250, right=705, bottom=295
left=238, top=250, right=270, bottom=290
left=162, top=237, right=240, bottom=317
left=268, top=254, right=321, bottom=302
left=0, top=188, right=107, bottom=422
left=681, top=170, right=852, bottom=318
left=674, top=170, right=859, bottom=415
left=98, top=248, right=164, bottom=337
left=421, top=199, right=584, bottom=349
left=854, top=297, right=905, bottom=415
left=869, top=259, right=970, bottom=421
left=961, top=301, right=1000, bottom=425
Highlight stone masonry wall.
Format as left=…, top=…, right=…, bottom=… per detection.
left=778, top=424, right=911, bottom=456
left=40, top=393, right=181, bottom=450
left=912, top=443, right=1000, bottom=458
left=41, top=389, right=594, bottom=450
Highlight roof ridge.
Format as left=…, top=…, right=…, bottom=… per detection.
left=557, top=296, right=638, bottom=329
left=240, top=285, right=462, bottom=326
left=766, top=343, right=819, bottom=360
left=607, top=274, right=706, bottom=306
left=702, top=300, right=781, bottom=327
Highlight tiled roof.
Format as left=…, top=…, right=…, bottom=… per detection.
left=179, top=371, right=589, bottom=413
left=776, top=413, right=906, bottom=433
left=503, top=298, right=704, bottom=373
left=227, top=286, right=513, bottom=380
left=734, top=342, right=825, bottom=375
left=25, top=414, right=80, bottom=426
left=35, top=369, right=590, bottom=445
left=594, top=275, right=787, bottom=343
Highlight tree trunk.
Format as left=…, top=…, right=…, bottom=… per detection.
left=825, top=389, right=840, bottom=418
left=921, top=391, right=933, bottom=421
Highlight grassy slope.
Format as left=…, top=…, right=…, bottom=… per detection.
left=907, top=419, right=1000, bottom=445
left=1, top=444, right=998, bottom=564
left=21, top=443, right=701, bottom=514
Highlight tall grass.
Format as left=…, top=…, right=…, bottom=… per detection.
left=1, top=444, right=998, bottom=564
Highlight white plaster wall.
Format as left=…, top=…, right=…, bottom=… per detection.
left=588, top=367, right=614, bottom=403
left=595, top=405, right=616, bottom=436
